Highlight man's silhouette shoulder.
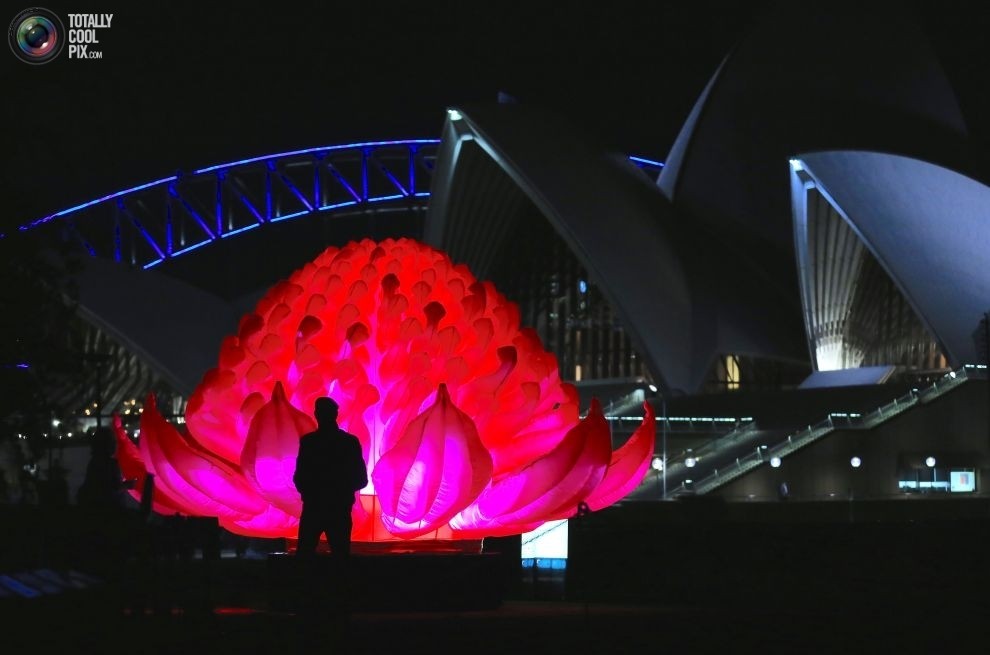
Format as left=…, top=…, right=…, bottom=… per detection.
left=295, top=423, right=367, bottom=498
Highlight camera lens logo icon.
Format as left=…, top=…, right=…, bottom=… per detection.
left=9, top=7, right=64, bottom=64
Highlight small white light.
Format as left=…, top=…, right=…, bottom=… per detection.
left=685, top=457, right=697, bottom=468
left=925, top=456, right=936, bottom=468
left=949, top=371, right=957, bottom=379
left=789, top=158, right=805, bottom=172
left=648, top=384, right=658, bottom=393
left=52, top=419, right=60, bottom=428
left=770, top=456, right=782, bottom=468
left=685, top=479, right=693, bottom=484
left=447, top=109, right=463, bottom=121
left=651, top=456, right=663, bottom=472
left=850, top=456, right=862, bottom=468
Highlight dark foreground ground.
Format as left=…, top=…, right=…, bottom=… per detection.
left=4, top=500, right=990, bottom=654
left=8, top=585, right=987, bottom=655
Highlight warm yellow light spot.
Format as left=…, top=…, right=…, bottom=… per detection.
left=725, top=356, right=740, bottom=391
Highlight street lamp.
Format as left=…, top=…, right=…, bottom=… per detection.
left=850, top=456, right=862, bottom=468
left=651, top=456, right=664, bottom=500
left=770, top=456, right=782, bottom=468
left=925, top=456, right=939, bottom=491
left=642, top=383, right=665, bottom=499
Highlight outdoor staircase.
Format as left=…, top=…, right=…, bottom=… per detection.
left=668, top=364, right=987, bottom=497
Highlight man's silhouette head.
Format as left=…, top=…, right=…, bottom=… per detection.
left=314, top=397, right=339, bottom=427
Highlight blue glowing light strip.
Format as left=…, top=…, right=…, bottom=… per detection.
left=194, top=139, right=442, bottom=174
left=270, top=210, right=309, bottom=224
left=171, top=239, right=212, bottom=257
left=18, top=176, right=177, bottom=231
left=237, top=193, right=265, bottom=224
left=367, top=194, right=406, bottom=204
left=628, top=156, right=665, bottom=168
left=276, top=172, right=315, bottom=212
left=66, top=219, right=97, bottom=256
left=370, top=156, right=410, bottom=196
left=318, top=201, right=358, bottom=212
left=220, top=223, right=261, bottom=238
left=113, top=220, right=122, bottom=263
left=118, top=201, right=165, bottom=259
left=167, top=185, right=216, bottom=241
left=408, top=148, right=417, bottom=194
left=361, top=150, right=369, bottom=200
left=327, top=164, right=363, bottom=203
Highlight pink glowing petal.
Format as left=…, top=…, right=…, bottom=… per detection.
left=221, top=504, right=299, bottom=538
left=139, top=395, right=267, bottom=519
left=239, top=382, right=316, bottom=516
left=373, top=384, right=493, bottom=538
left=586, top=402, right=656, bottom=511
left=452, top=399, right=611, bottom=531
left=485, top=385, right=580, bottom=476
left=111, top=414, right=189, bottom=514
left=185, top=381, right=248, bottom=465
left=448, top=501, right=543, bottom=538
left=112, top=414, right=148, bottom=505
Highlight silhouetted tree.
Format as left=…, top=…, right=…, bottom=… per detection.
left=0, top=235, right=83, bottom=441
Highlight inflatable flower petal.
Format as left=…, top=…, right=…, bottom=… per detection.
left=239, top=382, right=315, bottom=516
left=112, top=414, right=189, bottom=515
left=449, top=400, right=612, bottom=536
left=138, top=395, right=267, bottom=519
left=586, top=402, right=656, bottom=511
left=374, top=384, right=493, bottom=537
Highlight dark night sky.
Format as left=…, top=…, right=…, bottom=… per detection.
left=2, top=1, right=990, bottom=234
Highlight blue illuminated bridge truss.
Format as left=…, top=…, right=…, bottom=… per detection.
left=15, top=139, right=664, bottom=270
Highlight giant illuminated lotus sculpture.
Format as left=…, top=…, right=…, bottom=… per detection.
left=114, top=238, right=654, bottom=541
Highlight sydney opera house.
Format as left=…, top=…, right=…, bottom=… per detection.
left=12, top=5, right=989, bottom=521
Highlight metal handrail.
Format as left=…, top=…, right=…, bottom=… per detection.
left=663, top=421, right=761, bottom=473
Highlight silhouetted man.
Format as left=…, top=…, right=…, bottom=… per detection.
left=78, top=427, right=126, bottom=508
left=294, top=397, right=367, bottom=558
